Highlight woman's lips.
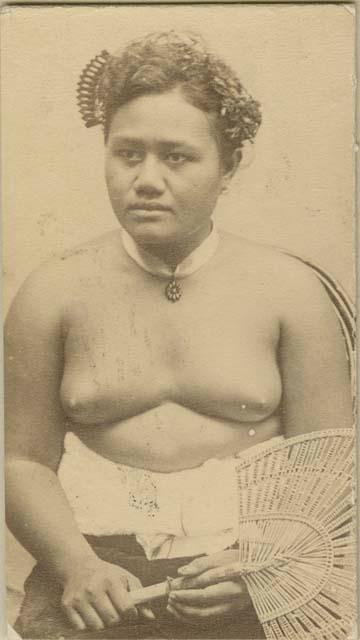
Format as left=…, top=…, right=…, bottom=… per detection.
left=127, top=204, right=172, bottom=218
left=128, top=203, right=172, bottom=211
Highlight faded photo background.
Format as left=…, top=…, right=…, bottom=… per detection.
left=1, top=3, right=355, bottom=625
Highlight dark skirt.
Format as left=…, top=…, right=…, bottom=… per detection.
left=14, top=535, right=265, bottom=640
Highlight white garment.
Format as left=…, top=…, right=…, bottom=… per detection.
left=121, top=224, right=219, bottom=280
left=58, top=433, right=284, bottom=560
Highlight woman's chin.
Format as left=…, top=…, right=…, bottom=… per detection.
left=121, top=220, right=181, bottom=247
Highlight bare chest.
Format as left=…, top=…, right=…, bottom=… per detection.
left=60, top=281, right=282, bottom=425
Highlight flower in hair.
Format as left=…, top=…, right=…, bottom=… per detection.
left=77, top=32, right=262, bottom=151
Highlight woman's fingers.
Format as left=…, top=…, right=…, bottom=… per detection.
left=127, top=573, right=142, bottom=590
left=167, top=574, right=251, bottom=626
left=167, top=600, right=231, bottom=623
left=176, top=566, right=238, bottom=589
left=138, top=605, right=156, bottom=620
left=61, top=561, right=145, bottom=630
left=167, top=603, right=187, bottom=623
left=62, top=596, right=104, bottom=631
left=178, top=550, right=238, bottom=577
left=178, top=555, right=218, bottom=576
left=73, top=603, right=105, bottom=631
left=169, top=581, right=243, bottom=606
left=107, top=586, right=138, bottom=621
left=66, top=591, right=137, bottom=631
left=126, top=572, right=155, bottom=620
left=63, top=589, right=137, bottom=630
left=63, top=608, right=86, bottom=631
left=90, top=593, right=122, bottom=626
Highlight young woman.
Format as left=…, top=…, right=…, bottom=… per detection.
left=6, top=32, right=353, bottom=639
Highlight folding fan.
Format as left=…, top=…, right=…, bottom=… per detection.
left=131, top=428, right=356, bottom=640
left=234, top=428, right=355, bottom=639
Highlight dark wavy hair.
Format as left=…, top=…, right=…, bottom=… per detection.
left=80, top=31, right=262, bottom=169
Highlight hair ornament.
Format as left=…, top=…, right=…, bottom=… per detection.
left=77, top=32, right=262, bottom=153
left=77, top=50, right=110, bottom=128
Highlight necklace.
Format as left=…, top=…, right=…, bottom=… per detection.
left=121, top=226, right=219, bottom=302
left=165, top=277, right=182, bottom=302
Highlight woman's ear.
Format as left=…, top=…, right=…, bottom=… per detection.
left=221, top=147, right=242, bottom=192
left=238, top=141, right=255, bottom=169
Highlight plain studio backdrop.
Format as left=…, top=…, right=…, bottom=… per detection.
left=1, top=2, right=356, bottom=624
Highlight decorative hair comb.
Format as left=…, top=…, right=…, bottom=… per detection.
left=77, top=50, right=110, bottom=128
left=76, top=37, right=262, bottom=148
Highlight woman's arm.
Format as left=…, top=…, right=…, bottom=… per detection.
left=278, top=260, right=353, bottom=436
left=5, top=265, right=94, bottom=575
left=5, top=264, right=149, bottom=630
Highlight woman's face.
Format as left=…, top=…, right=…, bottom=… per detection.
left=105, top=88, right=228, bottom=249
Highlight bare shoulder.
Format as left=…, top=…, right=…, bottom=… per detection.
left=6, top=230, right=122, bottom=327
left=220, top=230, right=336, bottom=322
left=60, top=229, right=122, bottom=262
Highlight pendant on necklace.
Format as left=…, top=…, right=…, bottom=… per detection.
left=165, top=278, right=182, bottom=302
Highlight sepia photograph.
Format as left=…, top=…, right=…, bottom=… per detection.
left=1, top=3, right=357, bottom=639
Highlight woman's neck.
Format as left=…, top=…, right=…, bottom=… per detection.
left=134, top=223, right=213, bottom=270
left=121, top=222, right=219, bottom=280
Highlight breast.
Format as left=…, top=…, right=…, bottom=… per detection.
left=60, top=358, right=282, bottom=427
left=60, top=374, right=169, bottom=424
left=170, top=342, right=282, bottom=423
left=60, top=380, right=100, bottom=421
left=60, top=294, right=282, bottom=426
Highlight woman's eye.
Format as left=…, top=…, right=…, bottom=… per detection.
left=166, top=152, right=188, bottom=164
left=117, top=149, right=142, bottom=162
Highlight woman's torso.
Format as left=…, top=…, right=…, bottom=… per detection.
left=60, top=231, right=283, bottom=472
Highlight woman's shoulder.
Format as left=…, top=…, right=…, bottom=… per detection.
left=7, top=231, right=123, bottom=320
left=27, top=230, right=122, bottom=281
left=220, top=230, right=318, bottom=281
left=59, top=229, right=123, bottom=267
left=219, top=230, right=332, bottom=312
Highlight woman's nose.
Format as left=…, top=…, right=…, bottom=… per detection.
left=134, top=156, right=165, bottom=196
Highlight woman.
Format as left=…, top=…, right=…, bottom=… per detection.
left=6, top=31, right=353, bottom=639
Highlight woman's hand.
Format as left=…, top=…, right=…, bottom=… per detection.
left=166, top=550, right=251, bottom=625
left=61, top=557, right=154, bottom=631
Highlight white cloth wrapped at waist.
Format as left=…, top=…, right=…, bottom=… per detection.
left=58, top=432, right=284, bottom=560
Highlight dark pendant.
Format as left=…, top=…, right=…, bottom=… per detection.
left=165, top=278, right=182, bottom=302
